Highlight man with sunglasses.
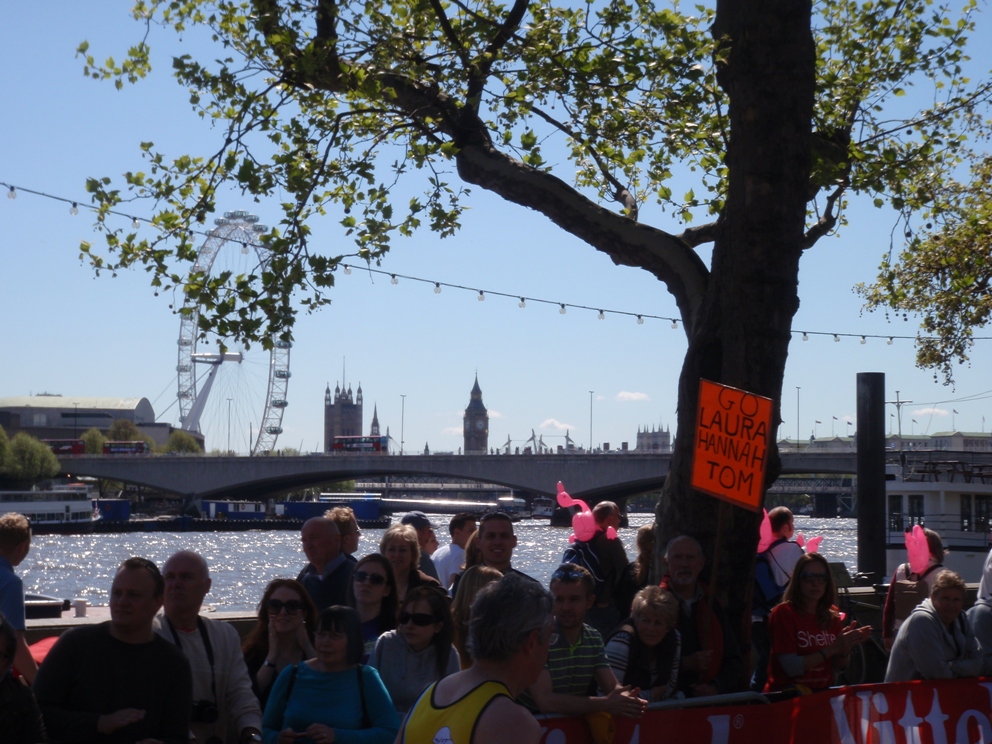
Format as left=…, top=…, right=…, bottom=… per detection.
left=155, top=551, right=263, bottom=744
left=523, top=564, right=646, bottom=719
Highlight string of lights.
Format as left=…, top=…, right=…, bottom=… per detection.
left=5, top=178, right=992, bottom=344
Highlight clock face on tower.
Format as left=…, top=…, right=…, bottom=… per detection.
left=476, top=419, right=485, bottom=430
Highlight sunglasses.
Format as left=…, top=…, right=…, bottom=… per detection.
left=551, top=567, right=586, bottom=582
left=268, top=599, right=305, bottom=615
left=353, top=571, right=387, bottom=586
left=399, top=612, right=438, bottom=626
left=479, top=511, right=512, bottom=524
left=800, top=572, right=829, bottom=583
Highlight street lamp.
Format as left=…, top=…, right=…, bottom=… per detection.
left=589, top=391, right=594, bottom=454
left=796, top=387, right=801, bottom=449
left=400, top=394, right=406, bottom=456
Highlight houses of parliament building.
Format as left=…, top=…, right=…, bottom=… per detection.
left=323, top=374, right=489, bottom=454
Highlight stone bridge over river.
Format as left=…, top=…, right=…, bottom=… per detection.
left=58, top=451, right=861, bottom=502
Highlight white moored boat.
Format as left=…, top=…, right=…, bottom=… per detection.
left=0, top=487, right=98, bottom=533
left=885, top=460, right=992, bottom=582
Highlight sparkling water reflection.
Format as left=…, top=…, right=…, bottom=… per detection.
left=20, top=515, right=856, bottom=612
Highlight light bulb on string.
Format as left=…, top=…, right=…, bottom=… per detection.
left=671, top=319, right=678, bottom=330
left=860, top=336, right=867, bottom=345
left=434, top=283, right=441, bottom=294
left=887, top=337, right=894, bottom=345
left=70, top=202, right=78, bottom=216
left=7, top=186, right=15, bottom=200
left=834, top=334, right=840, bottom=343
left=559, top=303, right=566, bottom=315
left=241, top=242, right=249, bottom=255
left=637, top=315, right=644, bottom=325
left=478, top=290, right=485, bottom=301
left=132, top=217, right=140, bottom=229
left=343, top=264, right=352, bottom=275
left=391, top=274, right=398, bottom=285
left=802, top=332, right=809, bottom=341
left=598, top=310, right=605, bottom=320
left=518, top=297, right=526, bottom=308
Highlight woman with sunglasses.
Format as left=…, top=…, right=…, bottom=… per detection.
left=368, top=585, right=459, bottom=713
left=242, top=579, right=317, bottom=707
left=263, top=606, right=400, bottom=744
left=764, top=552, right=871, bottom=693
left=380, top=524, right=440, bottom=604
left=346, top=554, right=398, bottom=662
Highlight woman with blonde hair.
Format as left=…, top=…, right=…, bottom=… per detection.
left=450, top=565, right=502, bottom=668
left=605, top=585, right=681, bottom=702
left=380, top=524, right=439, bottom=604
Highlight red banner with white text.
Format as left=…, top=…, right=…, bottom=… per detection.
left=538, top=678, right=992, bottom=744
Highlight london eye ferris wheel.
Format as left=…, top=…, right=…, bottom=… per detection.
left=176, top=211, right=290, bottom=455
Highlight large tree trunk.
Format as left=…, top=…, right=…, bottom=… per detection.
left=655, top=0, right=815, bottom=677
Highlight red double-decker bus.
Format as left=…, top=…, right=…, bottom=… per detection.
left=331, top=436, right=389, bottom=454
left=41, top=439, right=86, bottom=455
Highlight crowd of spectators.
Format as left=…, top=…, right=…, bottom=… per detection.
left=5, top=503, right=992, bottom=744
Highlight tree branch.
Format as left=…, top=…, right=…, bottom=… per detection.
left=802, top=182, right=845, bottom=249
left=466, top=0, right=528, bottom=108
left=426, top=0, right=469, bottom=68
left=680, top=221, right=721, bottom=248
left=454, top=142, right=709, bottom=329
left=527, top=104, right=639, bottom=220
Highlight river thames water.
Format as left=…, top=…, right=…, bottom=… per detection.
left=19, top=515, right=857, bottom=612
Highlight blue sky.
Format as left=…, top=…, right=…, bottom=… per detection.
left=2, top=3, right=992, bottom=457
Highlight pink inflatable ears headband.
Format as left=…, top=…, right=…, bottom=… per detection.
left=556, top=481, right=617, bottom=543
left=795, top=533, right=823, bottom=554
left=906, top=524, right=930, bottom=575
left=757, top=508, right=822, bottom=553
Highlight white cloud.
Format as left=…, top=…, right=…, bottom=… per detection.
left=539, top=418, right=574, bottom=431
left=913, top=407, right=948, bottom=417
left=488, top=410, right=504, bottom=419
left=616, top=391, right=650, bottom=402
left=441, top=426, right=462, bottom=435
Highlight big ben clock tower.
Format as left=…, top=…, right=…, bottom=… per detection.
left=463, top=375, right=489, bottom=454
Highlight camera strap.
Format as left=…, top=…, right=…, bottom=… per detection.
left=167, top=615, right=218, bottom=705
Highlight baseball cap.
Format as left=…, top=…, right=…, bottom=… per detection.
left=400, top=511, right=433, bottom=530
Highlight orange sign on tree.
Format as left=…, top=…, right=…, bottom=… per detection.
left=691, top=379, right=773, bottom=512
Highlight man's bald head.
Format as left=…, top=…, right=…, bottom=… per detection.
left=162, top=550, right=212, bottom=622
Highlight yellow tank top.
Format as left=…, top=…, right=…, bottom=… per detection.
left=401, top=679, right=512, bottom=744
